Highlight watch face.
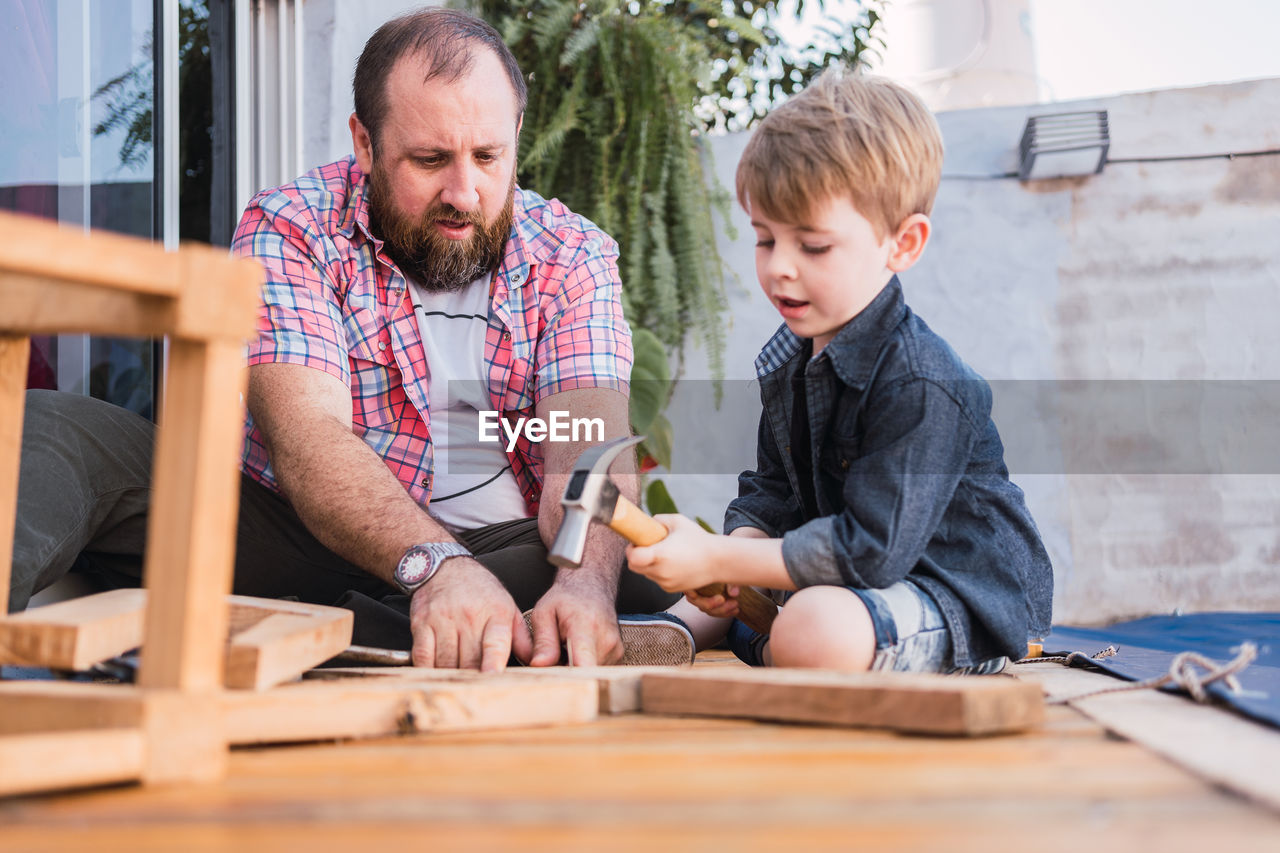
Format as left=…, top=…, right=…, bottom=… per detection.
left=398, top=550, right=433, bottom=585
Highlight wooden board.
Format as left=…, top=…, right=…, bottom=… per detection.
left=0, top=686, right=223, bottom=792
left=138, top=689, right=227, bottom=785
left=308, top=665, right=669, bottom=714
left=0, top=591, right=351, bottom=690
left=0, top=681, right=144, bottom=736
left=0, top=589, right=147, bottom=670
left=0, top=275, right=178, bottom=340
left=641, top=668, right=1044, bottom=735
left=0, top=728, right=145, bottom=798
left=0, top=675, right=599, bottom=794
left=223, top=598, right=354, bottom=690
left=0, top=210, right=182, bottom=298
left=220, top=677, right=599, bottom=745
left=1013, top=662, right=1280, bottom=812
left=136, top=339, right=246, bottom=693
left=0, top=335, right=29, bottom=612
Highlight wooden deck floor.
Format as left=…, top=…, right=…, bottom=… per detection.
left=3, top=653, right=1279, bottom=852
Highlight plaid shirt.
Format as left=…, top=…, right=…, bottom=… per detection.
left=232, top=157, right=633, bottom=515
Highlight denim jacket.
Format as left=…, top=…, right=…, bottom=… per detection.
left=724, top=277, right=1054, bottom=665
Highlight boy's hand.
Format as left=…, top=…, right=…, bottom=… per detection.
left=625, top=514, right=721, bottom=593
left=683, top=585, right=742, bottom=619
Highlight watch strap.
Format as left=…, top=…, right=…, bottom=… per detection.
left=393, top=541, right=472, bottom=595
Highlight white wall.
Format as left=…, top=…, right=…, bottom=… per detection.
left=669, top=77, right=1280, bottom=625
left=873, top=0, right=1038, bottom=111
left=865, top=0, right=1280, bottom=110
left=301, top=0, right=437, bottom=169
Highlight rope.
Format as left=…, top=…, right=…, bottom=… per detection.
left=1040, top=642, right=1258, bottom=706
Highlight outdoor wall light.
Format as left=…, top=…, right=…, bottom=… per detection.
left=1017, top=110, right=1110, bottom=181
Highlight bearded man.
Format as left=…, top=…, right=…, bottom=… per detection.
left=9, top=8, right=695, bottom=670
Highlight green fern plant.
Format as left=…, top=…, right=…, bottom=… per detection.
left=473, top=0, right=740, bottom=381
left=467, top=0, right=884, bottom=502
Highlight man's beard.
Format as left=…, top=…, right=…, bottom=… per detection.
left=366, top=162, right=515, bottom=293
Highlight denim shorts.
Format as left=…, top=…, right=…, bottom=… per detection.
left=727, top=579, right=1007, bottom=675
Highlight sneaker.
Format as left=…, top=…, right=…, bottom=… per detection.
left=617, top=612, right=695, bottom=667
left=519, top=610, right=696, bottom=666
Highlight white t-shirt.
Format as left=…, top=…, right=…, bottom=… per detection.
left=408, top=274, right=530, bottom=532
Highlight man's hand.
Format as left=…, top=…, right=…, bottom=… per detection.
left=625, top=514, right=722, bottom=593
left=527, top=572, right=623, bottom=667
left=408, top=558, right=533, bottom=672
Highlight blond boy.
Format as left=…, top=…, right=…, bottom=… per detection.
left=629, top=69, right=1053, bottom=672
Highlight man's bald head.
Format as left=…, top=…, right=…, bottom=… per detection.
left=353, top=8, right=527, bottom=153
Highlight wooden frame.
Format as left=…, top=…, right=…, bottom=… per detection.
left=0, top=211, right=1046, bottom=798
left=0, top=210, right=262, bottom=793
left=0, top=210, right=261, bottom=792
left=0, top=211, right=609, bottom=798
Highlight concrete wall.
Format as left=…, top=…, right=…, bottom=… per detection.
left=668, top=78, right=1280, bottom=625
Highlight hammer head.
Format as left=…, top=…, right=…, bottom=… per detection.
left=548, top=435, right=644, bottom=568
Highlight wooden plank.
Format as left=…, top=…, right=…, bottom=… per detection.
left=0, top=682, right=144, bottom=735
left=0, top=274, right=176, bottom=339
left=172, top=248, right=263, bottom=342
left=0, top=588, right=146, bottom=669
left=0, top=335, right=29, bottom=613
left=137, top=339, right=247, bottom=692
left=0, top=592, right=351, bottom=683
left=308, top=665, right=664, bottom=714
left=224, top=606, right=353, bottom=690
left=138, top=690, right=227, bottom=785
left=0, top=209, right=181, bottom=297
left=226, top=594, right=357, bottom=624
left=221, top=677, right=598, bottom=745
left=641, top=668, right=1044, bottom=735
left=0, top=728, right=145, bottom=797
left=1013, top=662, right=1280, bottom=812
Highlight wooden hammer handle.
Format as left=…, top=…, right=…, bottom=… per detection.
left=693, top=583, right=777, bottom=636
left=608, top=495, right=669, bottom=546
left=608, top=496, right=778, bottom=635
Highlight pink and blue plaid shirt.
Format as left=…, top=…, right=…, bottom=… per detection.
left=232, top=157, right=633, bottom=515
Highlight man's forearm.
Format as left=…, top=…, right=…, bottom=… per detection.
left=264, top=412, right=454, bottom=584
left=537, top=481, right=627, bottom=599
left=533, top=386, right=635, bottom=600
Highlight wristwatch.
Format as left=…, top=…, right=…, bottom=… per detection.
left=392, top=542, right=472, bottom=595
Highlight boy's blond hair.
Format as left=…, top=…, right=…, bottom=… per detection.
left=736, top=68, right=944, bottom=240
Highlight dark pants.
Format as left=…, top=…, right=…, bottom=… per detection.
left=10, top=390, right=678, bottom=649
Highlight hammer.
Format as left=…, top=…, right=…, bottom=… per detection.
left=549, top=436, right=778, bottom=635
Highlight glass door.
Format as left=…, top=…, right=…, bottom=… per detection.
left=1, top=0, right=234, bottom=420
left=1, top=0, right=158, bottom=416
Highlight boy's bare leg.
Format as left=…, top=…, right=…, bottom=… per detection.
left=666, top=596, right=732, bottom=651
left=769, top=586, right=876, bottom=671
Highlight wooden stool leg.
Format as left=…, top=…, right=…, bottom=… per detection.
left=138, top=338, right=247, bottom=692
left=0, top=336, right=30, bottom=615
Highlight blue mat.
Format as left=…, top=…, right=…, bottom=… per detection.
left=1044, top=612, right=1280, bottom=730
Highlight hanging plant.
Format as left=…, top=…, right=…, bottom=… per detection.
left=467, top=0, right=884, bottom=501
left=473, top=0, right=749, bottom=380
